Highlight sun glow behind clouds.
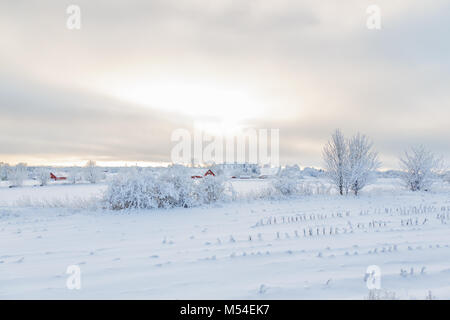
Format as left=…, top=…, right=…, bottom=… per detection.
left=106, top=79, right=267, bottom=122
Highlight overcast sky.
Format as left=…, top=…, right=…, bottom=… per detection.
left=1, top=0, right=449, bottom=168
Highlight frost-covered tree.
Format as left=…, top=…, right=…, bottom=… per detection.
left=35, top=167, right=50, bottom=186
left=347, top=133, right=380, bottom=195
left=323, top=129, right=348, bottom=195
left=323, top=130, right=380, bottom=196
left=68, top=168, right=82, bottom=184
left=84, top=160, right=101, bottom=184
left=9, top=163, right=28, bottom=187
left=399, top=145, right=441, bottom=191
left=0, top=162, right=9, bottom=181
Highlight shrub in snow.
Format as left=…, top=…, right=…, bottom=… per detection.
left=280, top=164, right=302, bottom=179
left=271, top=165, right=306, bottom=196
left=8, top=163, right=28, bottom=187
left=301, top=167, right=323, bottom=178
left=272, top=175, right=300, bottom=196
left=84, top=160, right=101, bottom=184
left=0, top=162, right=10, bottom=181
left=35, top=168, right=50, bottom=186
left=195, top=174, right=229, bottom=204
left=105, top=170, right=159, bottom=209
left=68, top=168, right=82, bottom=184
left=298, top=181, right=332, bottom=196
left=399, top=145, right=441, bottom=191
left=158, top=167, right=199, bottom=208
left=105, top=167, right=231, bottom=210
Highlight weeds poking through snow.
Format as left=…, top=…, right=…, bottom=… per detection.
left=426, top=290, right=436, bottom=300
left=366, top=289, right=398, bottom=300
left=258, top=284, right=267, bottom=294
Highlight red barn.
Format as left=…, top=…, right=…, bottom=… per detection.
left=50, top=173, right=67, bottom=181
left=191, top=169, right=216, bottom=179
left=204, top=169, right=215, bottom=177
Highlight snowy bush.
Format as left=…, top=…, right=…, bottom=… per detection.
left=0, top=162, right=9, bottom=181
left=105, top=167, right=231, bottom=210
left=8, top=163, right=28, bottom=187
left=105, top=170, right=159, bottom=210
left=35, top=167, right=50, bottom=186
left=68, top=168, right=82, bottom=184
left=280, top=164, right=302, bottom=178
left=399, top=145, right=441, bottom=191
left=272, top=175, right=300, bottom=196
left=301, top=167, right=323, bottom=178
left=271, top=176, right=331, bottom=197
left=159, top=167, right=199, bottom=208
left=84, top=160, right=101, bottom=184
left=195, top=175, right=229, bottom=204
left=298, top=181, right=333, bottom=195
left=270, top=165, right=305, bottom=196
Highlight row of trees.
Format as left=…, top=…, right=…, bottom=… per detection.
left=323, top=129, right=444, bottom=195
left=0, top=162, right=28, bottom=187
left=0, top=160, right=103, bottom=187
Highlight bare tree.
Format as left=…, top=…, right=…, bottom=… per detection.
left=323, top=129, right=348, bottom=195
left=0, top=162, right=9, bottom=181
left=399, top=145, right=441, bottom=191
left=35, top=167, right=50, bottom=186
left=84, top=160, right=101, bottom=184
left=9, top=163, right=28, bottom=187
left=68, top=167, right=82, bottom=184
left=347, top=133, right=381, bottom=195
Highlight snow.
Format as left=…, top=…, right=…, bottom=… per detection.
left=0, top=182, right=106, bottom=207
left=1, top=177, right=450, bottom=299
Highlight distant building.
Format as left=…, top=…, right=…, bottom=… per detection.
left=191, top=169, right=216, bottom=179
left=50, top=172, right=67, bottom=181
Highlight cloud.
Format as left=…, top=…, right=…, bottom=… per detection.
left=0, top=0, right=449, bottom=168
left=0, top=72, right=192, bottom=162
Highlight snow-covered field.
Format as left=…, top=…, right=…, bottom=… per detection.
left=1, top=178, right=450, bottom=299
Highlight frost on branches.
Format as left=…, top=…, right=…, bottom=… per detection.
left=35, top=167, right=50, bottom=186
left=8, top=163, right=28, bottom=187
left=399, top=145, right=441, bottom=191
left=323, top=129, right=348, bottom=195
left=105, top=167, right=232, bottom=210
left=84, top=160, right=101, bottom=184
left=347, top=133, right=380, bottom=195
left=323, top=129, right=380, bottom=195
